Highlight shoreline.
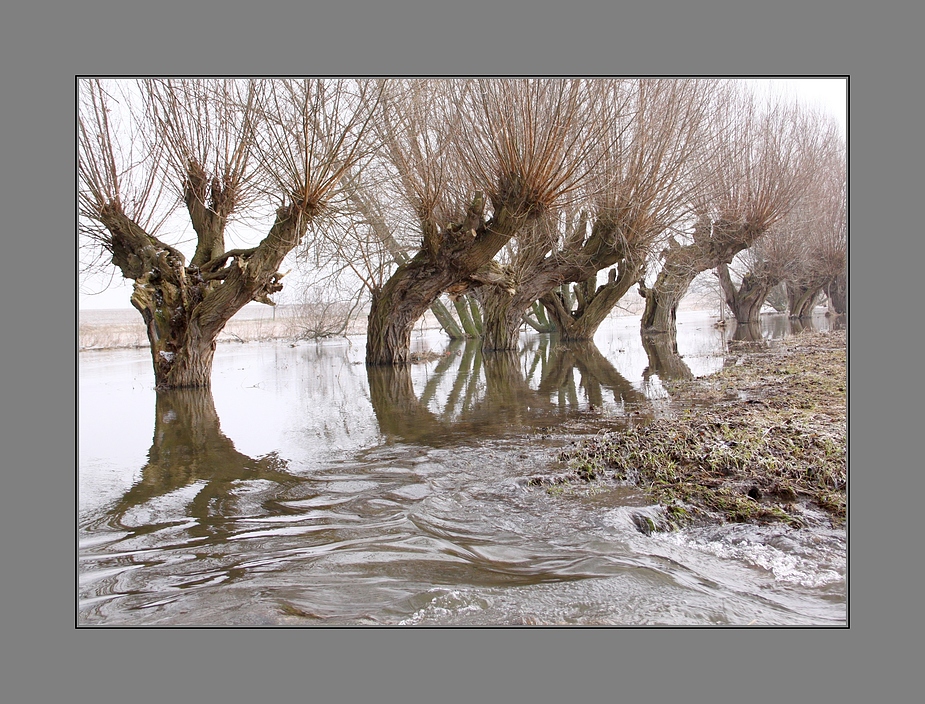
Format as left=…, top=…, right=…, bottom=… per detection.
left=540, top=329, right=847, bottom=532
left=77, top=298, right=756, bottom=352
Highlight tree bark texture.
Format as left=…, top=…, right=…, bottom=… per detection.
left=101, top=203, right=306, bottom=389
left=479, top=214, right=644, bottom=350
left=342, top=171, right=473, bottom=341
left=827, top=273, right=847, bottom=315
left=540, top=260, right=644, bottom=342
left=715, top=262, right=776, bottom=324
left=640, top=220, right=762, bottom=335
left=786, top=281, right=823, bottom=319
left=522, top=301, right=557, bottom=333
left=479, top=292, right=527, bottom=352
left=365, top=192, right=530, bottom=365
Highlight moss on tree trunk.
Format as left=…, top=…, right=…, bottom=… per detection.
left=787, top=282, right=823, bottom=319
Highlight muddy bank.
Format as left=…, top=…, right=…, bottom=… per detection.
left=538, top=329, right=847, bottom=531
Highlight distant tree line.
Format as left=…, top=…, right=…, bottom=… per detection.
left=79, top=78, right=846, bottom=389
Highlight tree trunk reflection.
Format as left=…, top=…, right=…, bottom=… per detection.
left=107, top=388, right=297, bottom=537
left=641, top=333, right=694, bottom=381
left=731, top=319, right=764, bottom=342
left=367, top=336, right=649, bottom=444
left=538, top=340, right=649, bottom=411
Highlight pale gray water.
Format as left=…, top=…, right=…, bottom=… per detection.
left=78, top=311, right=845, bottom=625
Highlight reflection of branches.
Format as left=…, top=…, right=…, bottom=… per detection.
left=106, top=389, right=297, bottom=539
left=533, top=339, right=650, bottom=413
left=367, top=337, right=650, bottom=444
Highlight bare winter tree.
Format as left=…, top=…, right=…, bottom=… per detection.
left=364, top=78, right=614, bottom=365
left=638, top=84, right=822, bottom=335
left=336, top=160, right=475, bottom=340
left=79, top=78, right=379, bottom=388
left=784, top=139, right=847, bottom=317
left=716, top=115, right=845, bottom=324
left=530, top=79, right=717, bottom=345
left=715, top=217, right=805, bottom=325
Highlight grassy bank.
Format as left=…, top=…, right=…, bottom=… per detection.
left=543, top=329, right=847, bottom=531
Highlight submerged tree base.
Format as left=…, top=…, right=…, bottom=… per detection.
left=545, top=330, right=846, bottom=531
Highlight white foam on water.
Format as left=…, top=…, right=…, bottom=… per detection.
left=659, top=530, right=844, bottom=588
left=399, top=588, right=490, bottom=625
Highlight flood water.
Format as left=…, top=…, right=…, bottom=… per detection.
left=78, top=311, right=846, bottom=625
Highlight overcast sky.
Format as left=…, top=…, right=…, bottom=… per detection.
left=78, top=78, right=848, bottom=311
left=749, top=77, right=847, bottom=135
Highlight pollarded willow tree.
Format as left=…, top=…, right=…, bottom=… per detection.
left=715, top=216, right=806, bottom=325
left=79, top=78, right=379, bottom=388
left=364, top=78, right=616, bottom=365
left=322, top=78, right=494, bottom=352
left=639, top=83, right=822, bottom=336
left=529, top=78, right=718, bottom=345
left=715, top=115, right=845, bottom=324
left=784, top=139, right=847, bottom=318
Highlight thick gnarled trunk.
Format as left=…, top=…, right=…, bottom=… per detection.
left=715, top=262, right=776, bottom=324
left=786, top=280, right=824, bottom=319
left=104, top=203, right=305, bottom=389
left=479, top=295, right=524, bottom=352
left=541, top=261, right=643, bottom=342
left=366, top=255, right=456, bottom=366
left=640, top=220, right=763, bottom=335
left=827, top=273, right=847, bottom=316
left=639, top=270, right=689, bottom=336
left=366, top=193, right=529, bottom=365
left=479, top=262, right=639, bottom=352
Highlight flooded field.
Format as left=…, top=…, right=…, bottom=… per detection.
left=78, top=311, right=846, bottom=626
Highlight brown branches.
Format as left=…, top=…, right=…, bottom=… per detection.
left=78, top=79, right=174, bottom=254
left=252, top=79, right=382, bottom=219
left=453, top=79, right=620, bottom=217
left=692, top=82, right=837, bottom=240
left=80, top=79, right=388, bottom=387
left=140, top=79, right=260, bottom=212
left=372, top=79, right=469, bottom=243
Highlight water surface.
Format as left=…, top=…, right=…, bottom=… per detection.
left=78, top=311, right=845, bottom=625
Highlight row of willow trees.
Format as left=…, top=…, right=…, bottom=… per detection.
left=79, top=78, right=846, bottom=389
